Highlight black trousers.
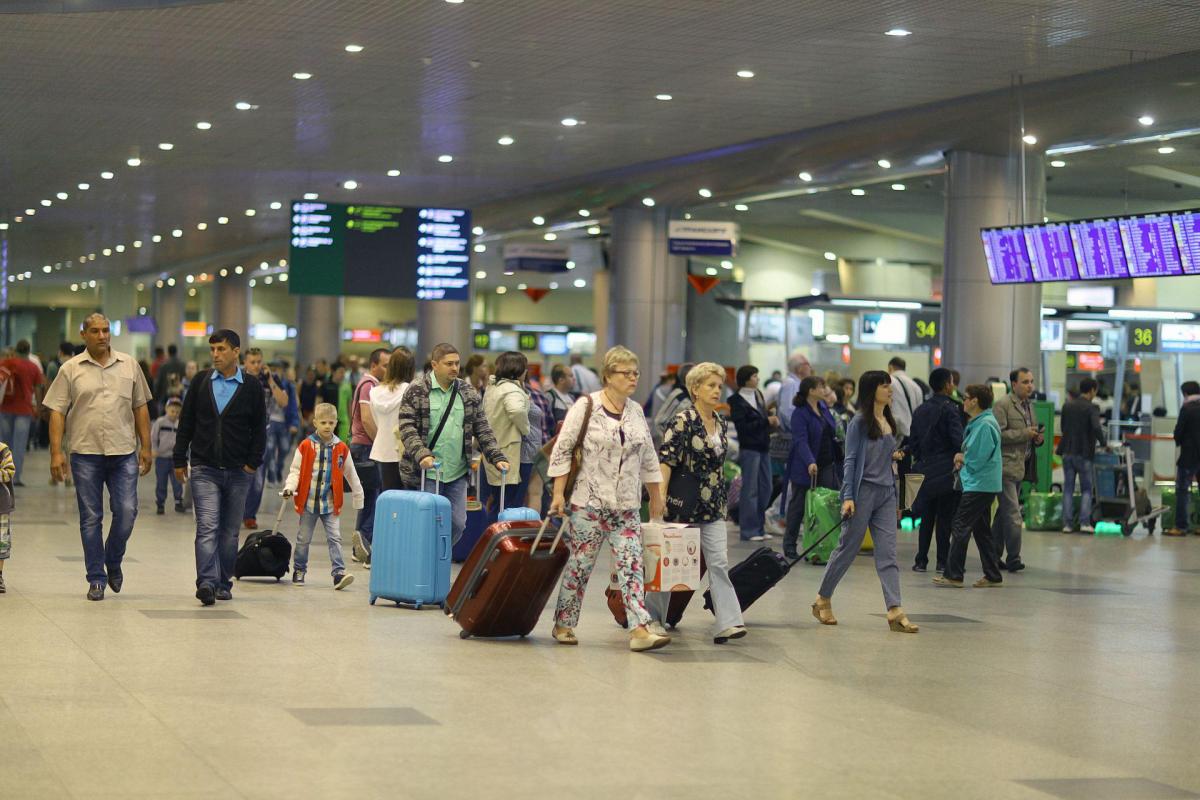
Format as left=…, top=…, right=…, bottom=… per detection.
left=379, top=461, right=403, bottom=492
left=915, top=488, right=960, bottom=570
left=943, top=491, right=1003, bottom=583
left=782, top=463, right=839, bottom=557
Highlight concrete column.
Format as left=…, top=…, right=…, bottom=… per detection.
left=153, top=283, right=185, bottom=352
left=211, top=275, right=252, bottom=341
left=295, top=294, right=344, bottom=369
left=942, top=150, right=1045, bottom=385
left=417, top=299, right=471, bottom=363
left=104, top=280, right=140, bottom=357
left=591, top=268, right=611, bottom=355
left=610, top=207, right=687, bottom=403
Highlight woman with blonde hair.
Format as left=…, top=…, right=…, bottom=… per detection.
left=548, top=346, right=669, bottom=652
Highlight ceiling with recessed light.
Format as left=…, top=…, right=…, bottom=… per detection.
left=2, top=0, right=1200, bottom=284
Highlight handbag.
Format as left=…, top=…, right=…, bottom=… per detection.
left=563, top=396, right=594, bottom=500
left=665, top=459, right=704, bottom=522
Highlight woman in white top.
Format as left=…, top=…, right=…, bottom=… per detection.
left=369, top=347, right=414, bottom=491
left=548, top=346, right=669, bottom=653
left=481, top=351, right=530, bottom=520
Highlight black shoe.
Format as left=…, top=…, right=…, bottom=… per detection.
left=912, top=564, right=927, bottom=572
left=13, top=481, right=24, bottom=487
left=215, top=588, right=232, bottom=601
left=156, top=505, right=165, bottom=515
left=196, top=585, right=216, bottom=606
left=107, top=570, right=123, bottom=593
left=1006, top=561, right=1026, bottom=572
left=87, top=581, right=105, bottom=601
left=935, top=563, right=946, bottom=574
left=175, top=502, right=186, bottom=513
left=783, top=550, right=800, bottom=560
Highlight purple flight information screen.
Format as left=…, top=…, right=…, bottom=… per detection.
left=1024, top=223, right=1080, bottom=281
left=1119, top=213, right=1183, bottom=277
left=1069, top=218, right=1130, bottom=280
left=1171, top=210, right=1200, bottom=275
left=981, top=227, right=1034, bottom=284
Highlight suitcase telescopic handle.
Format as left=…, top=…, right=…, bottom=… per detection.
left=530, top=515, right=564, bottom=558
left=421, top=461, right=443, bottom=494
left=273, top=491, right=291, bottom=529
left=498, top=464, right=508, bottom=512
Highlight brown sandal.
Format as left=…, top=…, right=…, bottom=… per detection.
left=811, top=596, right=837, bottom=625
left=886, top=606, right=918, bottom=633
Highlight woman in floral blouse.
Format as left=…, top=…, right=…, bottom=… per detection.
left=548, top=346, right=670, bottom=653
left=649, top=362, right=747, bottom=644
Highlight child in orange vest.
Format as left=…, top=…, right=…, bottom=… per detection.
left=282, top=403, right=364, bottom=589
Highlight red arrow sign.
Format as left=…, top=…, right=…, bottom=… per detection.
left=524, top=287, right=551, bottom=303
left=687, top=274, right=720, bottom=294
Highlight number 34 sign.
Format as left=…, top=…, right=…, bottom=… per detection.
left=908, top=312, right=940, bottom=346
left=1126, top=323, right=1157, bottom=354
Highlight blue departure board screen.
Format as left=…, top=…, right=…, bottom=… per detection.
left=1069, top=218, right=1130, bottom=280
left=981, top=227, right=1034, bottom=284
left=1171, top=210, right=1200, bottom=275
left=1119, top=213, right=1183, bottom=278
left=1024, top=223, right=1080, bottom=282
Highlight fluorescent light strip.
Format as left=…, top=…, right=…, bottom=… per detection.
left=1108, top=309, right=1196, bottom=321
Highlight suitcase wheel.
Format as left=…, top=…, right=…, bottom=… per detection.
left=459, top=630, right=471, bottom=640
left=395, top=601, right=403, bottom=607
left=369, top=595, right=377, bottom=605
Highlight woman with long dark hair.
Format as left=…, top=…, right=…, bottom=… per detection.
left=811, top=370, right=917, bottom=633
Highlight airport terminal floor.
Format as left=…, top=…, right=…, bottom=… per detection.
left=4, top=450, right=1200, bottom=800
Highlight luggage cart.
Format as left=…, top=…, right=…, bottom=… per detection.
left=1092, top=443, right=1167, bottom=536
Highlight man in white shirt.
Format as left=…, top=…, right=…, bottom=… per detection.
left=887, top=356, right=924, bottom=439
left=569, top=354, right=602, bottom=395
left=774, top=350, right=812, bottom=434
left=548, top=364, right=577, bottom=423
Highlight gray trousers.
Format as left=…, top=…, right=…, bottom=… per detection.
left=990, top=477, right=1023, bottom=565
left=646, top=519, right=744, bottom=634
left=817, top=481, right=901, bottom=610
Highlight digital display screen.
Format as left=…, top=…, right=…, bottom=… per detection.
left=981, top=228, right=1034, bottom=284
left=858, top=312, right=908, bottom=345
left=1160, top=323, right=1200, bottom=353
left=1119, top=213, right=1183, bottom=277
left=539, top=333, right=569, bottom=356
left=1069, top=218, right=1129, bottom=280
left=1170, top=210, right=1200, bottom=275
left=489, top=331, right=519, bottom=352
left=1024, top=224, right=1080, bottom=282
left=288, top=201, right=471, bottom=300
left=1040, top=320, right=1064, bottom=351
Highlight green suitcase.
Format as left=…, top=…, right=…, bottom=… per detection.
left=803, top=487, right=843, bottom=565
left=1024, top=491, right=1064, bottom=531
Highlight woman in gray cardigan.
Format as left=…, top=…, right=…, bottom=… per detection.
left=811, top=370, right=918, bottom=633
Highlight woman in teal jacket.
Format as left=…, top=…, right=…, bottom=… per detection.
left=935, top=383, right=1004, bottom=587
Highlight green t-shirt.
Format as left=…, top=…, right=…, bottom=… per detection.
left=427, top=381, right=466, bottom=482
left=337, top=380, right=353, bottom=443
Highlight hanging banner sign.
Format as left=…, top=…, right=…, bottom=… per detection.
left=686, top=274, right=720, bottom=294
left=668, top=220, right=738, bottom=256
left=523, top=287, right=551, bottom=303
left=503, top=243, right=570, bottom=273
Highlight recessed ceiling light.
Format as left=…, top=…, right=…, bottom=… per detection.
left=78, top=182, right=90, bottom=190
left=158, top=142, right=174, bottom=151
left=116, top=245, right=126, bottom=252
left=496, top=286, right=507, bottom=295
left=472, top=226, right=484, bottom=235
left=736, top=70, right=755, bottom=79
left=656, top=93, right=673, bottom=101
left=497, top=135, right=514, bottom=146
left=260, top=261, right=269, bottom=269
left=891, top=183, right=906, bottom=191
left=24, top=208, right=35, bottom=215
left=234, top=265, right=244, bottom=274
left=446, top=0, right=463, bottom=4
left=197, top=222, right=208, bottom=230
left=474, top=244, right=486, bottom=253
left=40, top=199, right=52, bottom=207
left=704, top=267, right=718, bottom=276
left=172, top=228, right=183, bottom=237
left=1138, top=115, right=1155, bottom=126
left=877, top=159, right=892, bottom=169
left=549, top=281, right=558, bottom=289
left=186, top=274, right=195, bottom=283
left=573, top=279, right=586, bottom=288
left=167, top=277, right=176, bottom=286
left=279, top=273, right=288, bottom=282
left=152, top=234, right=162, bottom=242
left=734, top=203, right=749, bottom=211
left=578, top=209, right=590, bottom=217
left=303, top=192, right=319, bottom=200
left=544, top=233, right=557, bottom=241
left=292, top=72, right=312, bottom=80
left=1050, top=159, right=1067, bottom=168
left=885, top=28, right=912, bottom=36
left=235, top=101, right=253, bottom=111
left=698, top=188, right=713, bottom=198
left=566, top=261, right=576, bottom=269
left=56, top=192, right=68, bottom=200
left=40, top=265, right=50, bottom=274
left=263, top=276, right=273, bottom=285
left=1158, top=146, right=1176, bottom=154
left=247, top=279, right=256, bottom=288
left=217, top=216, right=229, bottom=224
left=133, top=240, right=142, bottom=247
left=270, top=201, right=282, bottom=210
left=798, top=171, right=813, bottom=182
left=386, top=169, right=401, bottom=177
left=0, top=223, right=7, bottom=231
left=517, top=283, right=527, bottom=290
left=532, top=216, right=545, bottom=225
left=196, top=121, right=212, bottom=130
left=587, top=226, right=601, bottom=235
left=475, top=270, right=487, bottom=279
left=850, top=188, right=866, bottom=196
left=824, top=252, right=837, bottom=261
left=101, top=171, right=114, bottom=180
left=720, top=260, right=733, bottom=269
left=127, top=157, right=141, bottom=166
left=642, top=197, right=655, bottom=207
left=102, top=248, right=112, bottom=256
left=245, top=208, right=257, bottom=216
left=561, top=118, right=579, bottom=127
left=345, top=44, right=364, bottom=53
left=437, top=154, right=453, bottom=163
left=1022, top=134, right=1038, bottom=145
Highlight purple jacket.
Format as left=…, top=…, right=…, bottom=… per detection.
left=785, top=401, right=839, bottom=488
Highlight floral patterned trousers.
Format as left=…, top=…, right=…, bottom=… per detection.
left=553, top=504, right=650, bottom=629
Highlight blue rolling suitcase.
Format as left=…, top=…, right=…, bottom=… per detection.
left=497, top=471, right=540, bottom=523
left=454, top=468, right=539, bottom=562
left=369, top=471, right=451, bottom=608
left=454, top=466, right=490, bottom=563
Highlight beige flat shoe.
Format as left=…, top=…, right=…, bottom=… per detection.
left=551, top=626, right=578, bottom=645
left=972, top=577, right=1003, bottom=588
left=630, top=627, right=670, bottom=652
left=811, top=596, right=837, bottom=625
left=886, top=606, right=918, bottom=633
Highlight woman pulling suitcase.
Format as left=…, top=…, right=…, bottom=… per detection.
left=811, top=370, right=918, bottom=633
left=547, top=346, right=671, bottom=652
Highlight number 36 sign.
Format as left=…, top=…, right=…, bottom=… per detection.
left=1126, top=323, right=1157, bottom=354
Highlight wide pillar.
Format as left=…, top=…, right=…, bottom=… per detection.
left=943, top=150, right=1044, bottom=385
left=417, top=299, right=471, bottom=363
left=152, top=283, right=185, bottom=352
left=610, top=207, right=687, bottom=403
left=104, top=280, right=140, bottom=357
left=295, top=294, right=344, bottom=369
left=592, top=268, right=611, bottom=355
left=212, top=275, right=252, bottom=342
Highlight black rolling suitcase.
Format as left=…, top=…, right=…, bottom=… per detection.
left=235, top=498, right=291, bottom=581
left=704, top=516, right=844, bottom=615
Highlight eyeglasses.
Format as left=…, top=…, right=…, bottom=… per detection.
left=611, top=369, right=640, bottom=379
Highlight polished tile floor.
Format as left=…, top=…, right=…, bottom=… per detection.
left=4, top=450, right=1200, bottom=800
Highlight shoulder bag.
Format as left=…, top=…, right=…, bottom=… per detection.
left=563, top=396, right=594, bottom=500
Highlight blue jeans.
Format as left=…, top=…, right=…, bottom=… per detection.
left=70, top=452, right=139, bottom=584
left=0, top=413, right=32, bottom=483
left=242, top=463, right=266, bottom=520
left=737, top=449, right=772, bottom=539
left=1176, top=464, right=1200, bottom=529
left=294, top=510, right=346, bottom=576
left=264, top=421, right=292, bottom=483
left=480, top=463, right=534, bottom=523
left=1062, top=454, right=1094, bottom=528
left=155, top=456, right=183, bottom=507
left=414, top=472, right=468, bottom=545
left=350, top=443, right=380, bottom=545
left=192, top=465, right=253, bottom=591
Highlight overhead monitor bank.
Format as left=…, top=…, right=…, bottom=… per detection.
left=288, top=201, right=471, bottom=300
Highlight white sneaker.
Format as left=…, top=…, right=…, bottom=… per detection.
left=350, top=531, right=369, bottom=564
left=762, top=533, right=775, bottom=540
left=747, top=535, right=766, bottom=542
left=648, top=621, right=668, bottom=636
left=1080, top=524, right=1095, bottom=533
left=1062, top=526, right=1074, bottom=534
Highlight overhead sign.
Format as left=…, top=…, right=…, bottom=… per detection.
left=668, top=220, right=738, bottom=256
left=908, top=311, right=939, bottom=346
left=857, top=312, right=908, bottom=346
left=1161, top=323, right=1200, bottom=353
left=1077, top=352, right=1105, bottom=371
left=517, top=333, right=538, bottom=351
left=1127, top=322, right=1158, bottom=354
left=503, top=243, right=570, bottom=272
left=1040, top=319, right=1064, bottom=351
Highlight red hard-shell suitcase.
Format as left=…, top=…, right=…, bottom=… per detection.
left=445, top=517, right=568, bottom=639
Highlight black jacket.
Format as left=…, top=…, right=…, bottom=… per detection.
left=1175, top=399, right=1200, bottom=469
left=728, top=390, right=772, bottom=453
left=908, top=393, right=964, bottom=493
left=1057, top=396, right=1104, bottom=460
left=174, top=369, right=267, bottom=470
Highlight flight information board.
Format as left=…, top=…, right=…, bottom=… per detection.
left=288, top=201, right=471, bottom=300
left=1069, top=218, right=1130, bottom=280
left=1119, top=212, right=1183, bottom=278
left=1024, top=223, right=1080, bottom=282
left=981, top=227, right=1034, bottom=284
left=1171, top=210, right=1200, bottom=275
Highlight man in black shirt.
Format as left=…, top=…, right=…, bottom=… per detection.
left=1169, top=380, right=1200, bottom=536
left=907, top=368, right=964, bottom=572
left=1057, top=377, right=1105, bottom=533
